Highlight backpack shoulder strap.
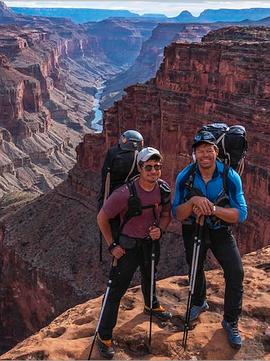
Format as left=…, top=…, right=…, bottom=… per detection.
left=182, top=163, right=205, bottom=199
left=124, top=150, right=138, bottom=182
left=158, top=179, right=171, bottom=205
left=184, top=163, right=197, bottom=191
left=118, top=179, right=142, bottom=237
left=127, top=178, right=137, bottom=198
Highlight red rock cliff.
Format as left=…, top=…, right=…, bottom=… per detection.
left=75, top=26, right=270, bottom=254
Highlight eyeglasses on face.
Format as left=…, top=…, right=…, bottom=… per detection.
left=142, top=164, right=162, bottom=171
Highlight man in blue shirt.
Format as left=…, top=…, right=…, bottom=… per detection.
left=172, top=131, right=247, bottom=349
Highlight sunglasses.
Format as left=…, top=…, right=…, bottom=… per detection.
left=142, top=164, right=162, bottom=171
left=194, top=131, right=216, bottom=142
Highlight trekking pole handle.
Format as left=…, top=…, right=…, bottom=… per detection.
left=197, top=215, right=204, bottom=226
left=112, top=257, right=117, bottom=267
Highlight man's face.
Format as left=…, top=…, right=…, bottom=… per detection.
left=194, top=143, right=218, bottom=169
left=139, top=159, right=162, bottom=183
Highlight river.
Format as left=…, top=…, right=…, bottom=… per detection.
left=91, top=84, right=105, bottom=133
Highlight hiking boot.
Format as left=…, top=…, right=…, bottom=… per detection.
left=144, top=305, right=172, bottom=321
left=189, top=300, right=209, bottom=322
left=96, top=334, right=115, bottom=359
left=222, top=319, right=242, bottom=349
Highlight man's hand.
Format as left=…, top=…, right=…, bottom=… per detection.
left=191, top=196, right=213, bottom=216
left=111, top=245, right=125, bottom=260
left=149, top=226, right=162, bottom=240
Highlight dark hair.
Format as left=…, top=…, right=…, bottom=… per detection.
left=148, top=154, right=162, bottom=162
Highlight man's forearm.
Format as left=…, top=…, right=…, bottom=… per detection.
left=97, top=210, right=114, bottom=246
left=175, top=200, right=193, bottom=221
left=213, top=206, right=239, bottom=224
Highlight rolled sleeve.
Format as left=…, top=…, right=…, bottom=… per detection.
left=172, top=165, right=191, bottom=217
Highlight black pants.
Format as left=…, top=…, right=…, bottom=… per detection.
left=182, top=225, right=244, bottom=323
left=98, top=240, right=160, bottom=340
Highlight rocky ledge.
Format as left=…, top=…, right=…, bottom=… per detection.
left=1, top=246, right=269, bottom=360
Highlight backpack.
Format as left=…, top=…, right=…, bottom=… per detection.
left=119, top=177, right=171, bottom=236
left=199, top=123, right=248, bottom=175
left=98, top=144, right=139, bottom=208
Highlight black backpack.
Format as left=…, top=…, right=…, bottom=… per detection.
left=199, top=123, right=248, bottom=175
left=98, top=144, right=139, bottom=208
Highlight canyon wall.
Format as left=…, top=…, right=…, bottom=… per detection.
left=75, top=26, right=270, bottom=254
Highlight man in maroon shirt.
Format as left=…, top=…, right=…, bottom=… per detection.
left=96, top=147, right=172, bottom=359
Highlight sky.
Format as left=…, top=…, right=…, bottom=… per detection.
left=5, top=0, right=270, bottom=17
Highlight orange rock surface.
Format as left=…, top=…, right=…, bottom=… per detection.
left=2, top=246, right=269, bottom=360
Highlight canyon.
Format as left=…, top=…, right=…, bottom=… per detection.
left=0, top=24, right=269, bottom=354
left=0, top=2, right=158, bottom=197
left=101, top=23, right=222, bottom=109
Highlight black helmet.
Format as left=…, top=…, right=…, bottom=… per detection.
left=119, top=130, right=144, bottom=151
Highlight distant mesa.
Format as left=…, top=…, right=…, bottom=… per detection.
left=198, top=7, right=270, bottom=22
left=173, top=7, right=270, bottom=23
left=174, top=10, right=196, bottom=22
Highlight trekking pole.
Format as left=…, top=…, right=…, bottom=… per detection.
left=88, top=258, right=116, bottom=360
left=99, top=231, right=103, bottom=262
left=182, top=215, right=204, bottom=350
left=148, top=239, right=155, bottom=347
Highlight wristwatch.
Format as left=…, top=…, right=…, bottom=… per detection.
left=212, top=205, right=216, bottom=215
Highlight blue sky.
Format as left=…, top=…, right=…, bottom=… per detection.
left=6, top=0, right=270, bottom=16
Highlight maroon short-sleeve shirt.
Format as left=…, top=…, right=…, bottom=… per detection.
left=103, top=179, right=170, bottom=239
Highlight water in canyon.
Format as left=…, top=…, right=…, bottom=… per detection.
left=91, top=84, right=105, bottom=133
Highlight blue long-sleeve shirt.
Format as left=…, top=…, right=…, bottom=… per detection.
left=172, top=160, right=247, bottom=225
